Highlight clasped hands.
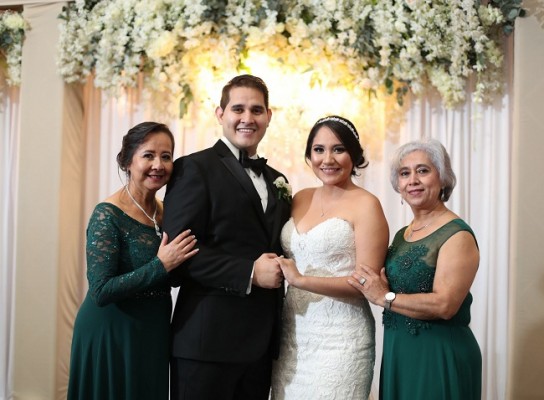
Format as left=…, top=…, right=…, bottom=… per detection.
left=252, top=253, right=302, bottom=289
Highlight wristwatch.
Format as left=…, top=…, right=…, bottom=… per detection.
left=384, top=292, right=396, bottom=310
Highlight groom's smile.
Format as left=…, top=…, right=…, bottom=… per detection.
left=215, top=86, right=272, bottom=156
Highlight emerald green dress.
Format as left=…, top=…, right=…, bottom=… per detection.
left=380, top=219, right=481, bottom=400
left=68, top=203, right=171, bottom=400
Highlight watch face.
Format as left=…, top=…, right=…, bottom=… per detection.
left=385, top=292, right=395, bottom=301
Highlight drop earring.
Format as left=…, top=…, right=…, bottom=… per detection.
left=401, top=197, right=404, bottom=205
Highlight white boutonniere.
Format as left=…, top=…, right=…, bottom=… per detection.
left=273, top=176, right=292, bottom=203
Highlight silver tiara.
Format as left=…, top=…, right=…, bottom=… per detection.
left=315, top=117, right=359, bottom=140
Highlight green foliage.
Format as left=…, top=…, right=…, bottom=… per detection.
left=490, top=0, right=526, bottom=35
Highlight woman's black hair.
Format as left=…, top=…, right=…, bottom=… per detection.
left=305, top=115, right=367, bottom=175
left=116, top=121, right=174, bottom=173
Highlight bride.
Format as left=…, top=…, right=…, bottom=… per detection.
left=270, top=116, right=389, bottom=399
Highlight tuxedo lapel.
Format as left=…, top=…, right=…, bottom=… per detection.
left=214, top=141, right=268, bottom=231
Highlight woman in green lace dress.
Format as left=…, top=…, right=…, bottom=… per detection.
left=349, top=139, right=481, bottom=399
left=68, top=122, right=199, bottom=400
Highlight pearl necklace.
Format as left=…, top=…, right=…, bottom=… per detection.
left=125, top=185, right=161, bottom=237
left=407, top=210, right=448, bottom=240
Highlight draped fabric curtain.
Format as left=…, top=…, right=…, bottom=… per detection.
left=2, top=71, right=511, bottom=400
left=0, top=78, right=21, bottom=400
left=68, top=62, right=511, bottom=399
left=0, top=80, right=511, bottom=400
left=0, top=2, right=513, bottom=398
left=367, top=93, right=511, bottom=400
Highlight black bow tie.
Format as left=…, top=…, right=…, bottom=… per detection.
left=239, top=150, right=267, bottom=176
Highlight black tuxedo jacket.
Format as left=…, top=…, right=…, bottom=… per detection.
left=163, top=140, right=291, bottom=363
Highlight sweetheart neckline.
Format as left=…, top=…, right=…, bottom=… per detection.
left=290, top=216, right=352, bottom=235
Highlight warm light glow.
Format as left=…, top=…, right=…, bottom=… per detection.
left=177, top=51, right=400, bottom=190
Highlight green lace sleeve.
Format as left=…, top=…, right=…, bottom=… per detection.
left=85, top=203, right=169, bottom=306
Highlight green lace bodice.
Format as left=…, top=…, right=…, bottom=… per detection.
left=383, top=219, right=477, bottom=335
left=85, top=202, right=170, bottom=306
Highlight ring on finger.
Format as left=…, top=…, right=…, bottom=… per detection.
left=359, top=277, right=366, bottom=286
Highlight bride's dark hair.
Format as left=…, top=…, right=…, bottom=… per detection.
left=305, top=115, right=368, bottom=176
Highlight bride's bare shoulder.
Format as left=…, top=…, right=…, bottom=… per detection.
left=292, top=187, right=317, bottom=203
left=350, top=187, right=381, bottom=205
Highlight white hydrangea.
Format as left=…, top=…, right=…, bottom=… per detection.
left=3, top=13, right=25, bottom=30
left=147, top=31, right=177, bottom=59
left=53, top=0, right=516, bottom=116
left=1, top=11, right=29, bottom=85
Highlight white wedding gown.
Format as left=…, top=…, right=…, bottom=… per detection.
left=271, top=217, right=375, bottom=400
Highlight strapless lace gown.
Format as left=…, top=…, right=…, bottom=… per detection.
left=271, top=217, right=375, bottom=400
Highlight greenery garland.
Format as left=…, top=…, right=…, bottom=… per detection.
left=0, top=10, right=28, bottom=86
left=57, top=0, right=525, bottom=117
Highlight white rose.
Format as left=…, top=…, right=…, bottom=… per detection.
left=3, top=13, right=25, bottom=30
left=147, top=31, right=177, bottom=59
left=285, top=183, right=292, bottom=196
left=323, top=0, right=336, bottom=12
left=394, top=20, right=407, bottom=33
left=273, top=176, right=292, bottom=200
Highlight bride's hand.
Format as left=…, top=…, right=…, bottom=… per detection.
left=276, top=257, right=303, bottom=287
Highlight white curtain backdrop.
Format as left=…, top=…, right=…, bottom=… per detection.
left=0, top=75, right=511, bottom=400
left=0, top=2, right=515, bottom=398
left=0, top=77, right=20, bottom=400
left=75, top=70, right=511, bottom=400
left=366, top=93, right=511, bottom=400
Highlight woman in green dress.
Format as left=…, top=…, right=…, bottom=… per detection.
left=349, top=138, right=481, bottom=399
left=68, top=122, right=199, bottom=400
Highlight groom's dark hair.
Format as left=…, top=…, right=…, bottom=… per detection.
left=220, top=74, right=269, bottom=110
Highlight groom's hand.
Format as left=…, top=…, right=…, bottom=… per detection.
left=252, top=253, right=283, bottom=289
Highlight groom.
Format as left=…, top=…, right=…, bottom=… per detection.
left=163, top=74, right=291, bottom=400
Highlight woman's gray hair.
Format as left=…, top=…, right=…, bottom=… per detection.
left=390, top=138, right=456, bottom=202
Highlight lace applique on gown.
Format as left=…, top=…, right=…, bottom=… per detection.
left=380, top=219, right=481, bottom=400
left=68, top=203, right=171, bottom=400
left=271, top=217, right=375, bottom=400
